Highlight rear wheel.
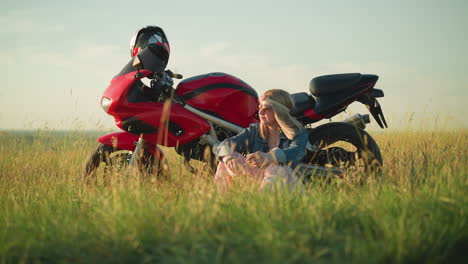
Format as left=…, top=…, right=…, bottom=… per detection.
left=83, top=144, right=167, bottom=184
left=303, top=122, right=382, bottom=177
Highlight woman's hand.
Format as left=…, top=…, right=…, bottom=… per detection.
left=246, top=151, right=273, bottom=168
left=223, top=155, right=238, bottom=175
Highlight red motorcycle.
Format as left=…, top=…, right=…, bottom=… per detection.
left=83, top=26, right=387, bottom=180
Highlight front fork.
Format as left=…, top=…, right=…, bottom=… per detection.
left=97, top=131, right=168, bottom=174
left=128, top=134, right=146, bottom=168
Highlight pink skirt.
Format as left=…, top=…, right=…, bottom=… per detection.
left=214, top=152, right=301, bottom=191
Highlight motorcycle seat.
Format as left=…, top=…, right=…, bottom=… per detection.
left=310, top=73, right=362, bottom=96
left=290, top=92, right=316, bottom=116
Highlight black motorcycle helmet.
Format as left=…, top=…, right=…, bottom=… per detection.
left=130, top=26, right=170, bottom=66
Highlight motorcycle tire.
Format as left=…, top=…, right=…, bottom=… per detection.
left=304, top=122, right=382, bottom=173
left=82, top=144, right=167, bottom=183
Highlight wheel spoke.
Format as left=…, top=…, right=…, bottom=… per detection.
left=83, top=144, right=164, bottom=184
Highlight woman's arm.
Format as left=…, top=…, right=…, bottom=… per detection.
left=216, top=125, right=255, bottom=157
left=269, top=128, right=308, bottom=165
left=245, top=128, right=308, bottom=168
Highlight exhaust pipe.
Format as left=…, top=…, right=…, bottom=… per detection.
left=342, top=114, right=370, bottom=129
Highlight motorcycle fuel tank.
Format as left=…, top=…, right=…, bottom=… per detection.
left=175, top=72, right=259, bottom=128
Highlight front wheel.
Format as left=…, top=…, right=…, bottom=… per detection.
left=82, top=144, right=168, bottom=184
left=303, top=122, right=382, bottom=176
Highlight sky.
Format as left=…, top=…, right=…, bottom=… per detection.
left=1, top=0, right=467, bottom=131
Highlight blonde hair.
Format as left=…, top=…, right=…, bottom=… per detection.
left=259, top=89, right=303, bottom=140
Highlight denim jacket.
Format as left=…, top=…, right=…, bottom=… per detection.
left=216, top=123, right=308, bottom=169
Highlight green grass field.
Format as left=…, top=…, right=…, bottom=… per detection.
left=0, top=129, right=467, bottom=263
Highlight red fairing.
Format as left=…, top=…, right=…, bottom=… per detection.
left=175, top=73, right=259, bottom=128
left=116, top=103, right=211, bottom=147
left=98, top=132, right=165, bottom=160
left=303, top=108, right=325, bottom=121
left=102, top=69, right=153, bottom=114
left=101, top=70, right=210, bottom=147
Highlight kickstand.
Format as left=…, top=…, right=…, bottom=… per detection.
left=183, top=159, right=198, bottom=174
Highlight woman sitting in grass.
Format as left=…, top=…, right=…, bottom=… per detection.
left=215, top=89, right=308, bottom=191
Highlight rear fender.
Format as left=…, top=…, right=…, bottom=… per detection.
left=357, top=89, right=388, bottom=128
left=308, top=122, right=365, bottom=144
left=97, top=132, right=165, bottom=160
left=307, top=122, right=382, bottom=162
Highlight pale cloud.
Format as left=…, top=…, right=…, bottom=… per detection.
left=74, top=42, right=123, bottom=60
left=0, top=40, right=127, bottom=130
left=0, top=9, right=65, bottom=34
left=200, top=42, right=231, bottom=57
left=176, top=43, right=323, bottom=93
left=3, top=40, right=126, bottom=73
left=2, top=41, right=125, bottom=73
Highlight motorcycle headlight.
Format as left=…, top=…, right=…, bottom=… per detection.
left=101, top=97, right=112, bottom=112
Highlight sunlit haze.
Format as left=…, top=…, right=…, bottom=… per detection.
left=1, top=0, right=467, bottom=131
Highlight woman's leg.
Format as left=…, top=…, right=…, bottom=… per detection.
left=214, top=152, right=263, bottom=191
left=259, top=165, right=300, bottom=191
left=214, top=162, right=233, bottom=191
left=234, top=154, right=263, bottom=180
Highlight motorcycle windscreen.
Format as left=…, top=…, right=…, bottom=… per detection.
left=114, top=47, right=167, bottom=78
left=135, top=45, right=167, bottom=73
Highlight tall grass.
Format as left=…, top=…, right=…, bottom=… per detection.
left=0, top=129, right=466, bottom=263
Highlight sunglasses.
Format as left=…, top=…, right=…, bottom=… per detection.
left=258, top=104, right=273, bottom=114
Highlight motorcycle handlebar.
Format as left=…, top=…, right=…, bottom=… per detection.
left=172, top=73, right=183, bottom=79
left=165, top=70, right=183, bottom=79
left=148, top=70, right=184, bottom=101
